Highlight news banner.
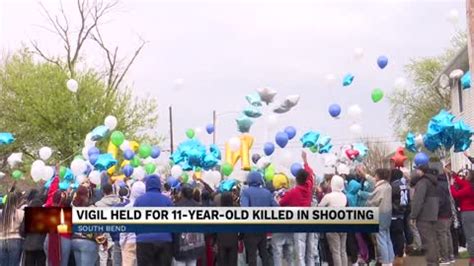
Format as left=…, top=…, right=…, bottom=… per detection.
left=70, top=207, right=379, bottom=233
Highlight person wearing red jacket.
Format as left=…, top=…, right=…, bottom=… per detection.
left=450, top=170, right=474, bottom=266
left=278, top=151, right=315, bottom=266
left=44, top=166, right=72, bottom=266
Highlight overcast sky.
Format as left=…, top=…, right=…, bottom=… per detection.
left=0, top=0, right=466, bottom=174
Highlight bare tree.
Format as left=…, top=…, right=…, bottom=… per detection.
left=363, top=140, right=392, bottom=174
left=30, top=0, right=146, bottom=93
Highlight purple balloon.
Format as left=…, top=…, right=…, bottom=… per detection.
left=123, top=149, right=135, bottom=160
left=89, top=153, right=99, bottom=165
left=88, top=147, right=100, bottom=157
left=290, top=163, right=303, bottom=177
left=122, top=164, right=134, bottom=177
left=328, top=104, right=341, bottom=118
left=284, top=126, right=297, bottom=140
left=206, top=124, right=215, bottom=134
left=263, top=142, right=275, bottom=156
left=377, top=55, right=388, bottom=69
left=414, top=152, right=429, bottom=166
left=151, top=146, right=161, bottom=159
left=275, top=132, right=289, bottom=148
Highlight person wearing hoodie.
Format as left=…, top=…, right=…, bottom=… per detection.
left=279, top=151, right=314, bottom=266
left=134, top=175, right=173, bottom=266
left=436, top=170, right=454, bottom=265
left=450, top=169, right=474, bottom=266
left=240, top=171, right=277, bottom=266
left=318, top=175, right=347, bottom=266
left=94, top=183, right=121, bottom=266
left=390, top=169, right=409, bottom=266
left=410, top=165, right=439, bottom=266
left=367, top=168, right=394, bottom=266
left=120, top=181, right=146, bottom=266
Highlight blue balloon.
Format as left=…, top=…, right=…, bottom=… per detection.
left=0, top=132, right=15, bottom=145
left=88, top=147, right=100, bottom=157
left=275, top=132, right=289, bottom=148
left=122, top=164, right=134, bottom=177
left=377, top=55, right=388, bottom=69
left=94, top=153, right=118, bottom=171
left=405, top=132, right=417, bottom=153
left=284, top=126, right=297, bottom=140
left=89, top=153, right=99, bottom=165
left=167, top=176, right=180, bottom=188
left=151, top=146, right=161, bottom=159
left=123, top=149, right=135, bottom=160
left=263, top=142, right=275, bottom=156
left=328, top=104, right=341, bottom=118
left=290, top=163, right=303, bottom=177
left=206, top=124, right=215, bottom=134
left=59, top=180, right=70, bottom=190
left=300, top=131, right=320, bottom=148
left=462, top=71, right=471, bottom=90
left=414, top=152, right=429, bottom=166
left=90, top=125, right=109, bottom=141
left=343, top=73, right=354, bottom=86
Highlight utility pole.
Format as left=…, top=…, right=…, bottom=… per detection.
left=212, top=110, right=216, bottom=145
left=169, top=106, right=174, bottom=153
left=467, top=0, right=474, bottom=73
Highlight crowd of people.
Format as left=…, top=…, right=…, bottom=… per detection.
left=0, top=151, right=474, bottom=266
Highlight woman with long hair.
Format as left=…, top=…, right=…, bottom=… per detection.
left=450, top=169, right=474, bottom=266
left=0, top=186, right=25, bottom=266
left=71, top=185, right=98, bottom=266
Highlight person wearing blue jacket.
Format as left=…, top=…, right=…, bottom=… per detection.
left=240, top=171, right=277, bottom=266
left=134, top=175, right=173, bottom=266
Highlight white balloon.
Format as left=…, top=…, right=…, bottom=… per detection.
left=354, top=48, right=364, bottom=60
left=30, top=160, right=46, bottom=182
left=211, top=171, right=222, bottom=186
left=89, top=170, right=101, bottom=185
left=449, top=69, right=464, bottom=79
left=394, top=77, right=407, bottom=89
left=447, top=9, right=459, bottom=24
left=202, top=170, right=220, bottom=188
left=171, top=165, right=183, bottom=178
left=42, top=166, right=54, bottom=181
left=347, top=105, right=362, bottom=120
left=324, top=154, right=338, bottom=168
left=194, top=127, right=204, bottom=139
left=120, top=140, right=130, bottom=151
left=104, top=115, right=118, bottom=130
left=66, top=79, right=79, bottom=93
left=133, top=167, right=146, bottom=181
left=7, top=153, right=23, bottom=168
left=84, top=133, right=96, bottom=147
left=81, top=147, right=90, bottom=160
left=71, top=159, right=87, bottom=176
left=76, top=174, right=86, bottom=184
left=281, top=150, right=294, bottom=167
left=228, top=137, right=241, bottom=152
left=415, top=134, right=424, bottom=147
left=349, top=124, right=363, bottom=136
left=0, top=172, right=5, bottom=179
left=39, top=147, right=53, bottom=161
left=337, top=164, right=350, bottom=175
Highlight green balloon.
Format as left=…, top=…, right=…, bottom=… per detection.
left=59, top=166, right=67, bottom=179
left=182, top=172, right=189, bottom=183
left=264, top=164, right=275, bottom=182
left=144, top=163, right=156, bottom=174
left=186, top=129, right=195, bottom=139
left=110, top=131, right=125, bottom=146
left=138, top=144, right=152, bottom=158
left=221, top=163, right=233, bottom=177
left=130, top=157, right=141, bottom=167
left=12, top=170, right=23, bottom=180
left=310, top=145, right=319, bottom=153
left=2, top=195, right=7, bottom=204
left=371, top=88, right=384, bottom=103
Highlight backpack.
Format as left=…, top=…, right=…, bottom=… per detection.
left=173, top=232, right=205, bottom=261
left=399, top=178, right=409, bottom=208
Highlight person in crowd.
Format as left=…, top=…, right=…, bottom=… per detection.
left=279, top=151, right=314, bottom=266
left=0, top=185, right=25, bottom=266
left=110, top=184, right=130, bottom=266
left=216, top=192, right=239, bottom=266
left=44, top=171, right=73, bottom=266
left=367, top=169, right=394, bottom=266
left=71, top=185, right=99, bottom=266
left=390, top=169, right=409, bottom=266
left=436, top=167, right=454, bottom=265
left=120, top=181, right=145, bottom=266
left=450, top=169, right=474, bottom=266
left=23, top=193, right=47, bottom=266
left=134, top=175, right=173, bottom=266
left=272, top=173, right=293, bottom=266
left=173, top=184, right=204, bottom=266
left=240, top=171, right=277, bottom=266
left=410, top=165, right=440, bottom=266
left=318, top=175, right=347, bottom=266
left=345, top=175, right=362, bottom=266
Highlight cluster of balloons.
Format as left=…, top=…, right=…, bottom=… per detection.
left=300, top=131, right=333, bottom=154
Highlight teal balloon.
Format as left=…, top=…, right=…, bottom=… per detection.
left=405, top=132, right=417, bottom=153
left=90, top=125, right=109, bottom=141
left=462, top=71, right=471, bottom=89
left=0, top=132, right=14, bottom=145
left=342, top=73, right=354, bottom=86
left=236, top=116, right=253, bottom=133
left=245, top=92, right=262, bottom=107
left=243, top=106, right=262, bottom=118
left=94, top=153, right=117, bottom=171
left=300, top=131, right=320, bottom=148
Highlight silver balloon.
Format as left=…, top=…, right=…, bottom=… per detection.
left=273, top=95, right=300, bottom=114
left=257, top=88, right=277, bottom=105
left=449, top=69, right=464, bottom=80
